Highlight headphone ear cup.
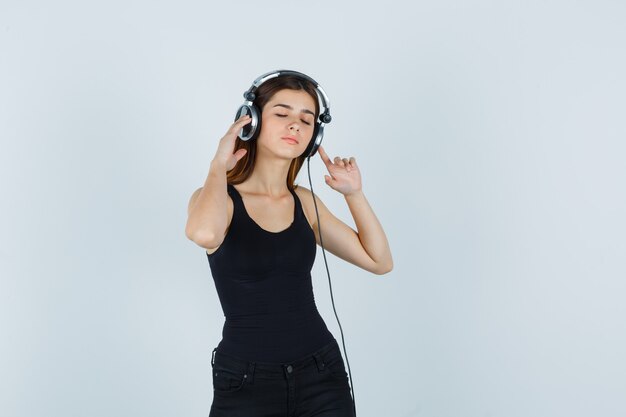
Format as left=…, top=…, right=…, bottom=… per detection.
left=235, top=104, right=261, bottom=141
left=303, top=123, right=323, bottom=158
left=248, top=105, right=262, bottom=141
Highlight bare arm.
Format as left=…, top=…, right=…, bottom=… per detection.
left=299, top=186, right=393, bottom=275
left=184, top=114, right=251, bottom=248
left=185, top=160, right=229, bottom=248
left=344, top=190, right=393, bottom=273
left=303, top=145, right=393, bottom=275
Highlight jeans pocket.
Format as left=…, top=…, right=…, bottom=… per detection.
left=322, top=347, right=348, bottom=380
left=212, top=363, right=248, bottom=393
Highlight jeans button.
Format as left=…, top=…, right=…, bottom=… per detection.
left=286, top=365, right=293, bottom=373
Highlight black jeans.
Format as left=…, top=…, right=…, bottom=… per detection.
left=209, top=339, right=356, bottom=417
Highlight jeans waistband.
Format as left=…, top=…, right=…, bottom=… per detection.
left=211, top=339, right=340, bottom=383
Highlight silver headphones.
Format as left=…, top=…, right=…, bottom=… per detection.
left=234, top=69, right=332, bottom=158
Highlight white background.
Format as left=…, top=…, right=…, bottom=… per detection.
left=1, top=1, right=625, bottom=416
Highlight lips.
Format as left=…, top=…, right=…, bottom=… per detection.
left=281, top=136, right=299, bottom=144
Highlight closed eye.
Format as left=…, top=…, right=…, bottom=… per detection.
left=276, top=114, right=311, bottom=125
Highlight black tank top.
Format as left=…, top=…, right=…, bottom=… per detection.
left=206, top=183, right=335, bottom=362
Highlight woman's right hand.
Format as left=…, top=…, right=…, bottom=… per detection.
left=212, top=114, right=252, bottom=171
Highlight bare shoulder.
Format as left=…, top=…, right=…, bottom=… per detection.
left=294, top=184, right=314, bottom=201
left=293, top=185, right=325, bottom=230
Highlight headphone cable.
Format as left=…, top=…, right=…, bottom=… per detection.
left=306, top=155, right=357, bottom=417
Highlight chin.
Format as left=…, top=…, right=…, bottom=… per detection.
left=262, top=146, right=301, bottom=160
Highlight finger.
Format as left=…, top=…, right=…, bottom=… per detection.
left=232, top=114, right=251, bottom=127
left=334, top=156, right=343, bottom=166
left=234, top=148, right=247, bottom=161
left=229, top=116, right=251, bottom=133
left=235, top=115, right=251, bottom=125
left=318, top=145, right=333, bottom=168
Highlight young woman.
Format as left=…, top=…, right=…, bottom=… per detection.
left=185, top=71, right=392, bottom=417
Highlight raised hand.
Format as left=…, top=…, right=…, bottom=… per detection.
left=212, top=114, right=251, bottom=171
left=317, top=145, right=362, bottom=196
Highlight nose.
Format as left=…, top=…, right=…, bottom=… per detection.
left=289, top=124, right=300, bottom=132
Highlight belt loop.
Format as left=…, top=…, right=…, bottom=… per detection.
left=312, top=352, right=325, bottom=372
left=247, top=361, right=256, bottom=385
left=211, top=348, right=217, bottom=368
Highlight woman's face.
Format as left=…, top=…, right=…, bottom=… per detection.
left=257, top=89, right=317, bottom=159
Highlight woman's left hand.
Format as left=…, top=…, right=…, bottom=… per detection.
left=317, top=145, right=362, bottom=196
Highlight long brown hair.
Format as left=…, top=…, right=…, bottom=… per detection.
left=226, top=74, right=321, bottom=191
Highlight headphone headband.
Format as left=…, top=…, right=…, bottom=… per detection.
left=243, top=69, right=331, bottom=123
left=235, top=69, right=331, bottom=158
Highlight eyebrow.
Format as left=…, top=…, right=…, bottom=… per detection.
left=272, top=103, right=315, bottom=117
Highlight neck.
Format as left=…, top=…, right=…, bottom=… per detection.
left=243, top=152, right=293, bottom=197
